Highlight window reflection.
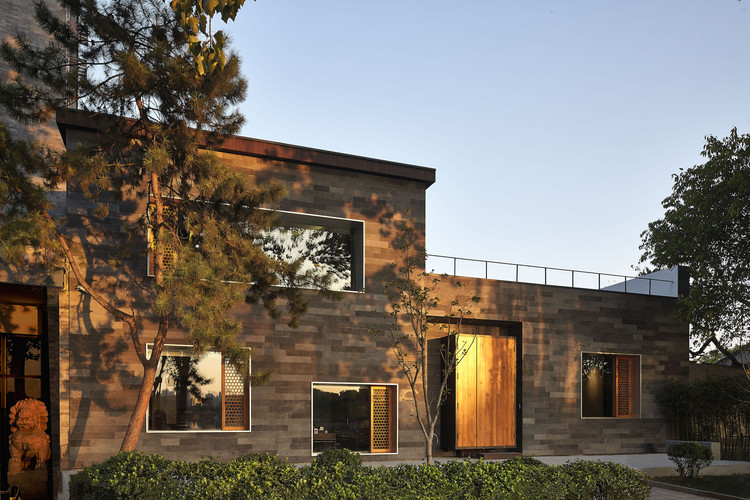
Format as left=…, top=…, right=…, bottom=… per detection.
left=0, top=304, right=39, bottom=335
left=262, top=227, right=354, bottom=291
left=5, top=337, right=42, bottom=377
left=312, top=384, right=371, bottom=453
left=149, top=348, right=222, bottom=431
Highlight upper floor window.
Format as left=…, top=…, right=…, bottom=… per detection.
left=262, top=211, right=364, bottom=292
left=146, top=345, right=249, bottom=432
left=581, top=352, right=640, bottom=418
left=147, top=205, right=365, bottom=292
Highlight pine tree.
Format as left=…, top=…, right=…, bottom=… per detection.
left=0, top=0, right=330, bottom=451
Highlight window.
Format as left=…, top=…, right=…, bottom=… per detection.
left=147, top=345, right=249, bottom=431
left=147, top=204, right=365, bottom=293
left=581, top=353, right=640, bottom=418
left=311, top=383, right=397, bottom=454
left=262, top=211, right=364, bottom=292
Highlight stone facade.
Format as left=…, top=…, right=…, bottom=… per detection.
left=1, top=112, right=689, bottom=498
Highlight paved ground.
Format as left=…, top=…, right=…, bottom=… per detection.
left=650, top=484, right=719, bottom=499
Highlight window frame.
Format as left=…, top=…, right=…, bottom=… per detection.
left=146, top=202, right=366, bottom=293
left=580, top=351, right=641, bottom=419
left=145, top=343, right=251, bottom=433
left=310, top=381, right=398, bottom=456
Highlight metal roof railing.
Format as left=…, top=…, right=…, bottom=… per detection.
left=425, top=254, right=674, bottom=296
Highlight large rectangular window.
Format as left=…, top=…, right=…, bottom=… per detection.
left=581, top=353, right=640, bottom=418
left=263, top=211, right=364, bottom=292
left=147, top=345, right=249, bottom=432
left=147, top=205, right=365, bottom=292
left=311, top=383, right=396, bottom=454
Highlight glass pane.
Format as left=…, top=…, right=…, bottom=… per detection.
left=5, top=336, right=42, bottom=376
left=3, top=378, right=43, bottom=409
left=149, top=349, right=222, bottom=431
left=0, top=304, right=39, bottom=335
left=312, top=384, right=370, bottom=453
left=581, top=354, right=614, bottom=417
left=263, top=227, right=353, bottom=291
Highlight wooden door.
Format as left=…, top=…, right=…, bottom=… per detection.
left=455, top=335, right=516, bottom=449
left=455, top=336, right=477, bottom=448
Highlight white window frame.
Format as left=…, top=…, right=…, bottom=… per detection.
left=145, top=343, right=252, bottom=433
left=580, top=351, right=641, bottom=419
left=310, top=381, right=398, bottom=456
left=146, top=203, right=366, bottom=293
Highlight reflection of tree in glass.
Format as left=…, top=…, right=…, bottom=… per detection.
left=153, top=356, right=212, bottom=407
left=5, top=336, right=41, bottom=375
left=262, top=227, right=352, bottom=290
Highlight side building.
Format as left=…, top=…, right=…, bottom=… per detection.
left=0, top=109, right=689, bottom=499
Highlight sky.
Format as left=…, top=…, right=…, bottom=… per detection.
left=225, top=0, right=750, bottom=280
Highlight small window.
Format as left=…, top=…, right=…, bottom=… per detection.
left=311, top=383, right=397, bottom=454
left=581, top=353, right=640, bottom=418
left=147, top=345, right=249, bottom=432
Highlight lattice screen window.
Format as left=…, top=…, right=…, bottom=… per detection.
left=615, top=356, right=632, bottom=418
left=581, top=353, right=639, bottom=419
left=147, top=344, right=250, bottom=432
left=223, top=356, right=249, bottom=430
left=370, top=386, right=396, bottom=452
left=147, top=202, right=180, bottom=276
left=312, top=383, right=397, bottom=454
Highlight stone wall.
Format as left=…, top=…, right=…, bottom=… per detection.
left=56, top=126, right=431, bottom=467
left=434, top=277, right=690, bottom=456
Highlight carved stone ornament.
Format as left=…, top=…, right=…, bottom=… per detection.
left=8, top=398, right=51, bottom=474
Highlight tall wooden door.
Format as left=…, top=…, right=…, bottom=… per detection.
left=455, top=335, right=516, bottom=449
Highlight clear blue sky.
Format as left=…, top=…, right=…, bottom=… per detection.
left=227, top=0, right=750, bottom=278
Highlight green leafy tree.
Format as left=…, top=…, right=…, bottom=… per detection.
left=0, top=0, right=332, bottom=451
left=640, top=128, right=750, bottom=365
left=374, top=222, right=479, bottom=464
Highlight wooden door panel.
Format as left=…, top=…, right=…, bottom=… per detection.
left=455, top=335, right=477, bottom=448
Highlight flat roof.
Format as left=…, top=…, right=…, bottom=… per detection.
left=56, top=108, right=436, bottom=187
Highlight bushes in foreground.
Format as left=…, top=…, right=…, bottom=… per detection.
left=69, top=449, right=651, bottom=500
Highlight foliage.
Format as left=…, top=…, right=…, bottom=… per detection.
left=68, top=451, right=652, bottom=500
left=640, top=128, right=750, bottom=359
left=0, top=0, right=334, bottom=450
left=655, top=376, right=750, bottom=461
left=374, top=221, right=480, bottom=464
left=667, top=442, right=714, bottom=480
left=310, top=448, right=362, bottom=471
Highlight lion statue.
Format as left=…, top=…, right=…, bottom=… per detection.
left=8, top=398, right=51, bottom=474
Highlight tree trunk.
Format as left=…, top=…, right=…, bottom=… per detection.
left=120, top=319, right=168, bottom=451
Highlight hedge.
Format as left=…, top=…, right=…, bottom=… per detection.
left=69, top=449, right=651, bottom=500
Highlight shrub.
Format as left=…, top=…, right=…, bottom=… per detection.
left=560, top=460, right=651, bottom=500
left=311, top=448, right=362, bottom=470
left=69, top=451, right=652, bottom=500
left=667, top=442, right=714, bottom=479
left=69, top=451, right=181, bottom=500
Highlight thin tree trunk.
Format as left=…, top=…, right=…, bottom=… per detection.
left=120, top=318, right=168, bottom=451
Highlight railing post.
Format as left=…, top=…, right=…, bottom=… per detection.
left=544, top=267, right=547, bottom=285
left=515, top=265, right=519, bottom=282
left=649, top=279, right=652, bottom=295
left=485, top=261, right=488, bottom=279
left=453, top=258, right=456, bottom=277
left=571, top=271, right=574, bottom=288
left=624, top=276, right=627, bottom=293
left=598, top=274, right=601, bottom=290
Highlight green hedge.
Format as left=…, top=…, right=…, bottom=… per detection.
left=69, top=450, right=651, bottom=500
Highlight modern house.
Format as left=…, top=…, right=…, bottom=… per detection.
left=0, top=107, right=691, bottom=499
